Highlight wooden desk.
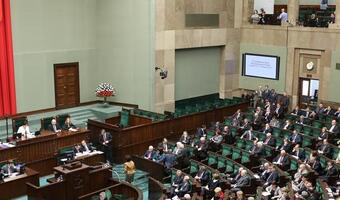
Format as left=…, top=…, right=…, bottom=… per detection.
left=0, top=167, right=39, bottom=200
left=0, top=129, right=90, bottom=175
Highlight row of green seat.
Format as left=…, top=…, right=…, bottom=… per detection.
left=133, top=109, right=166, bottom=122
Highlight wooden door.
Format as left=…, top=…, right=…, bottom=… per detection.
left=54, top=62, right=80, bottom=108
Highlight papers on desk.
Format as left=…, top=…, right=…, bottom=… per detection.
left=0, top=143, right=15, bottom=149
left=3, top=173, right=26, bottom=182
left=75, top=150, right=103, bottom=159
left=254, top=174, right=260, bottom=179
left=69, top=128, right=78, bottom=132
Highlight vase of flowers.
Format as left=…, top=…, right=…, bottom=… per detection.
left=95, top=83, right=116, bottom=107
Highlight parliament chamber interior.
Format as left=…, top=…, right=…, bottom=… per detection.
left=1, top=0, right=340, bottom=200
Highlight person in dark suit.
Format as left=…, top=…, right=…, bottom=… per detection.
left=273, top=150, right=290, bottom=170
left=328, top=120, right=339, bottom=137
left=170, top=170, right=184, bottom=196
left=158, top=138, right=170, bottom=153
left=317, top=127, right=329, bottom=141
left=232, top=109, right=243, bottom=122
left=291, top=144, right=306, bottom=161
left=279, top=92, right=290, bottom=112
left=305, top=152, right=323, bottom=175
left=193, top=137, right=208, bottom=160
left=231, top=170, right=250, bottom=192
left=249, top=141, right=264, bottom=157
left=194, top=166, right=210, bottom=186
left=269, top=89, right=278, bottom=104
left=80, top=140, right=92, bottom=152
left=158, top=152, right=176, bottom=171
left=263, top=165, right=279, bottom=186
left=291, top=105, right=302, bottom=116
left=62, top=117, right=77, bottom=131
left=282, top=120, right=294, bottom=131
left=334, top=107, right=340, bottom=118
left=196, top=124, right=207, bottom=138
left=259, top=162, right=271, bottom=182
left=323, top=106, right=334, bottom=116
left=144, top=145, right=157, bottom=160
left=264, top=109, right=273, bottom=124
left=202, top=172, right=221, bottom=199
left=240, top=118, right=251, bottom=130
left=320, top=161, right=338, bottom=181
left=179, top=131, right=191, bottom=145
left=252, top=112, right=262, bottom=130
left=289, top=130, right=302, bottom=145
left=99, top=129, right=113, bottom=163
left=262, top=123, right=273, bottom=134
left=315, top=103, right=325, bottom=115
left=274, top=103, right=284, bottom=119
left=263, top=133, right=276, bottom=147
left=48, top=118, right=62, bottom=133
left=317, top=139, right=331, bottom=158
left=240, top=127, right=257, bottom=141
left=173, top=175, right=191, bottom=198
left=222, top=126, right=234, bottom=144
left=227, top=167, right=243, bottom=184
left=1, top=160, right=17, bottom=176
left=276, top=138, right=292, bottom=153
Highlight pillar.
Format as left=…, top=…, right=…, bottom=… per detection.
left=287, top=0, right=299, bottom=25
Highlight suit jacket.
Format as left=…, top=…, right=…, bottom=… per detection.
left=250, top=145, right=264, bottom=157
left=318, top=144, right=331, bottom=157
left=274, top=107, right=284, bottom=119
left=273, top=155, right=290, bottom=168
left=48, top=124, right=61, bottom=132
left=291, top=149, right=305, bottom=161
left=172, top=175, right=184, bottom=187
left=235, top=176, right=250, bottom=188
left=99, top=132, right=112, bottom=145
left=144, top=150, right=157, bottom=160
left=265, top=171, right=279, bottom=185
left=291, top=109, right=302, bottom=116
left=334, top=111, right=340, bottom=118
left=80, top=143, right=92, bottom=152
left=308, top=160, right=323, bottom=175
left=62, top=123, right=76, bottom=131
left=325, top=166, right=338, bottom=177
left=208, top=179, right=220, bottom=191
left=278, top=144, right=292, bottom=153
left=282, top=124, right=294, bottom=131
left=289, top=134, right=302, bottom=144
left=328, top=125, right=339, bottom=135
left=241, top=130, right=256, bottom=141
left=196, top=169, right=210, bottom=186
left=196, top=128, right=207, bottom=138
left=178, top=181, right=191, bottom=194
left=262, top=127, right=273, bottom=134
left=263, top=137, right=276, bottom=147
left=179, top=135, right=191, bottom=145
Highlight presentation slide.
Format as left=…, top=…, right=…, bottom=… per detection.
left=243, top=54, right=279, bottom=80
left=254, top=0, right=274, bottom=14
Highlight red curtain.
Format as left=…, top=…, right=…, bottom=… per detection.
left=0, top=0, right=16, bottom=117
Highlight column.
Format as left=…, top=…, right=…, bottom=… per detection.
left=242, top=0, right=254, bottom=25
left=287, top=0, right=299, bottom=25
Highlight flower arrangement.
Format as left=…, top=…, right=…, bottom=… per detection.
left=95, top=83, right=116, bottom=97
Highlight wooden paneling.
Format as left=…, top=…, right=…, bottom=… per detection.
left=88, top=102, right=248, bottom=162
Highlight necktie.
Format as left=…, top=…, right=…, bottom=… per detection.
left=293, top=135, right=297, bottom=142
left=53, top=125, right=56, bottom=132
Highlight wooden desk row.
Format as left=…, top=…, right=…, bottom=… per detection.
left=88, top=102, right=249, bottom=162
left=0, top=129, right=90, bottom=175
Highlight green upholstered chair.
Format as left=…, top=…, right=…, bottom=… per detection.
left=41, top=116, right=56, bottom=130
left=294, top=124, right=303, bottom=132
left=312, top=120, right=323, bottom=129
left=225, top=159, right=234, bottom=173
left=290, top=158, right=298, bottom=171
left=221, top=144, right=232, bottom=157
left=12, top=116, right=28, bottom=133
left=105, top=190, right=112, bottom=200
left=207, top=153, right=217, bottom=167
left=244, top=140, right=253, bottom=151
left=217, top=156, right=226, bottom=171
left=303, top=126, right=312, bottom=136
left=302, top=136, right=312, bottom=148
left=232, top=149, right=241, bottom=160
left=272, top=128, right=282, bottom=138
left=241, top=151, right=251, bottom=164
left=236, top=139, right=245, bottom=149
left=190, top=161, right=199, bottom=176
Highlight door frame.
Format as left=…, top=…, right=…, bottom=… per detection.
left=298, top=77, right=319, bottom=108
left=54, top=62, right=80, bottom=109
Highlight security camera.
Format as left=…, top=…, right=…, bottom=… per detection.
left=155, top=67, right=168, bottom=79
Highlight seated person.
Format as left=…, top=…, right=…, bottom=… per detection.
left=212, top=187, right=224, bottom=200
left=240, top=126, right=257, bottom=141
left=1, top=160, right=18, bottom=176
left=48, top=118, right=62, bottom=133
left=249, top=140, right=264, bottom=157
left=317, top=139, right=331, bottom=158
left=17, top=120, right=35, bottom=138
left=170, top=170, right=184, bottom=196
left=335, top=142, right=340, bottom=164
left=196, top=124, right=207, bottom=138
left=144, top=145, right=156, bottom=160
left=240, top=118, right=251, bottom=130
left=202, top=172, right=221, bottom=199
left=276, top=138, right=292, bottom=153
left=291, top=144, right=306, bottom=161
left=334, top=107, right=340, bottom=118
left=222, top=126, right=234, bottom=144
left=272, top=150, right=290, bottom=170
left=158, top=152, right=176, bottom=171
left=74, top=144, right=82, bottom=154
left=227, top=167, right=243, bottom=183
left=263, top=182, right=280, bottom=199
left=328, top=119, right=339, bottom=136
left=293, top=164, right=309, bottom=183
left=288, top=130, right=302, bottom=145
left=158, top=138, right=170, bottom=153
left=324, top=105, right=334, bottom=115
left=291, top=105, right=301, bottom=116
left=252, top=112, right=262, bottom=130
left=231, top=170, right=250, bottom=191
left=209, top=131, right=223, bottom=152
left=193, top=137, right=208, bottom=160
left=80, top=140, right=92, bottom=153
left=305, top=152, right=323, bottom=175
left=173, top=142, right=184, bottom=156
left=173, top=175, right=191, bottom=198
left=62, top=117, right=78, bottom=131
left=273, top=103, right=284, bottom=119
left=317, top=127, right=329, bottom=141
left=281, top=120, right=294, bottom=131
left=262, top=123, right=273, bottom=134
left=296, top=115, right=309, bottom=125
left=269, top=116, right=280, bottom=128
left=194, top=166, right=210, bottom=186
left=263, top=165, right=279, bottom=187
left=320, top=161, right=338, bottom=181
left=264, top=109, right=273, bottom=124
left=259, top=162, right=271, bottom=182
left=179, top=131, right=191, bottom=145
left=263, top=133, right=276, bottom=147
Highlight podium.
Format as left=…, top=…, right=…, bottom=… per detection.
left=54, top=162, right=90, bottom=200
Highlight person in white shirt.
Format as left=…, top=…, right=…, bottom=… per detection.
left=277, top=8, right=288, bottom=24
left=17, top=120, right=34, bottom=138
